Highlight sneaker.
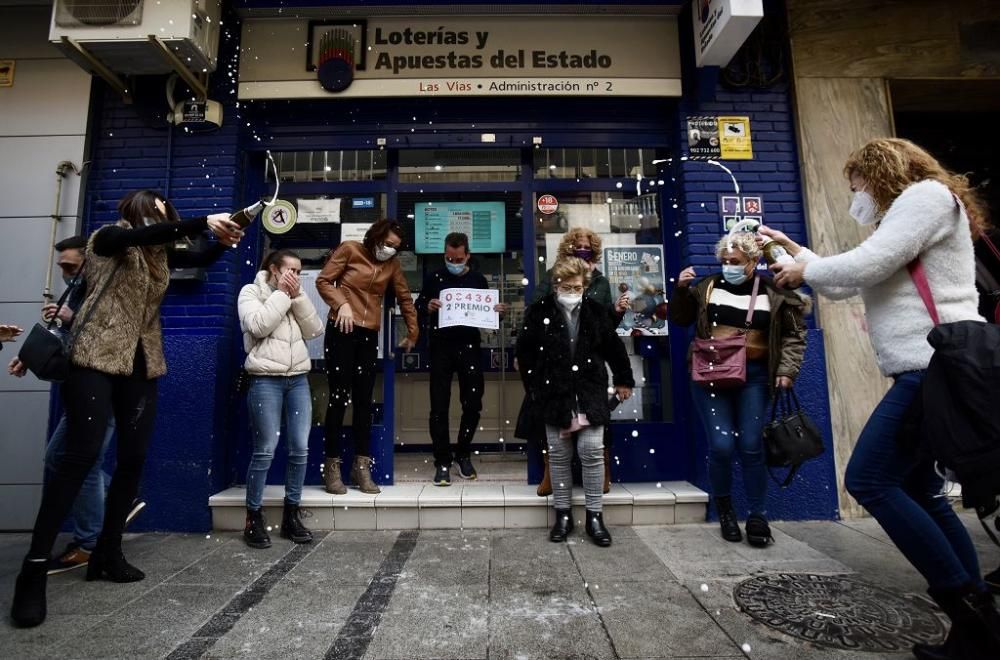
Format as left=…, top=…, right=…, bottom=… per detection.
left=455, top=456, right=478, bottom=480
left=47, top=545, right=91, bottom=575
left=433, top=464, right=451, bottom=486
left=125, top=499, right=146, bottom=527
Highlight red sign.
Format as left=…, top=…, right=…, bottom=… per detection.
left=537, top=194, right=559, bottom=215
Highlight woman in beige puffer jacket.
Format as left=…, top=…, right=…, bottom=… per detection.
left=237, top=250, right=323, bottom=549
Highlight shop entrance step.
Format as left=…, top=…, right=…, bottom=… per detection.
left=208, top=482, right=708, bottom=531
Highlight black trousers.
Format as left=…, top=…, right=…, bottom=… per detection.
left=29, top=350, right=157, bottom=559
left=324, top=323, right=379, bottom=458
left=429, top=340, right=484, bottom=467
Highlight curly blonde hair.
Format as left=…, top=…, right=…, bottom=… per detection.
left=557, top=227, right=602, bottom=264
left=550, top=257, right=592, bottom=289
left=715, top=232, right=762, bottom=261
left=843, top=138, right=987, bottom=238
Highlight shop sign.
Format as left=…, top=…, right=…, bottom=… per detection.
left=352, top=197, right=376, bottom=209
left=0, top=60, right=14, bottom=87
left=263, top=200, right=297, bottom=234
left=687, top=115, right=752, bottom=160
left=239, top=16, right=681, bottom=99
left=537, top=194, right=559, bottom=215
left=694, top=0, right=764, bottom=68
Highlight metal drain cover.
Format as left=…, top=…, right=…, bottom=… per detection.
left=733, top=574, right=945, bottom=651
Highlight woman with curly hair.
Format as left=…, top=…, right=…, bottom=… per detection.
left=764, top=138, right=998, bottom=659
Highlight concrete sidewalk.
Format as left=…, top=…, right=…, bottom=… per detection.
left=1, top=514, right=996, bottom=659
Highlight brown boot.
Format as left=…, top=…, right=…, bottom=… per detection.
left=351, top=455, right=381, bottom=494
left=324, top=458, right=347, bottom=495
left=537, top=450, right=552, bottom=497
left=603, top=447, right=612, bottom=494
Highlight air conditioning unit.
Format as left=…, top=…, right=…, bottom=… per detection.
left=50, top=0, right=221, bottom=76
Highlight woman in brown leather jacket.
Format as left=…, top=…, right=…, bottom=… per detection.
left=11, top=190, right=242, bottom=628
left=316, top=219, right=419, bottom=495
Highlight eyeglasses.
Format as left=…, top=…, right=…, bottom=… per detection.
left=557, top=285, right=585, bottom=294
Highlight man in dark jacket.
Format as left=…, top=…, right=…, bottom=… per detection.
left=415, top=232, right=506, bottom=486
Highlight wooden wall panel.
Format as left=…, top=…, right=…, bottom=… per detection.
left=787, top=0, right=1000, bottom=79
left=793, top=76, right=893, bottom=518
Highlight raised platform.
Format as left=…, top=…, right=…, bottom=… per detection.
left=208, top=482, right=709, bottom=531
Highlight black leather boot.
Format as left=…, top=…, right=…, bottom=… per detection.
left=549, top=508, right=573, bottom=543
left=86, top=537, right=145, bottom=583
left=280, top=499, right=313, bottom=544
left=716, top=496, right=742, bottom=543
left=10, top=557, right=48, bottom=628
left=585, top=510, right=612, bottom=547
left=913, top=584, right=1000, bottom=659
left=745, top=513, right=774, bottom=548
left=243, top=507, right=272, bottom=549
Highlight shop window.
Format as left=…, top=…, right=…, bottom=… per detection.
left=532, top=190, right=670, bottom=423
left=398, top=149, right=520, bottom=183
left=533, top=148, right=658, bottom=179
left=267, top=150, right=387, bottom=182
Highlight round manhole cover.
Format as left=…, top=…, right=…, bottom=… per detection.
left=733, top=574, right=945, bottom=651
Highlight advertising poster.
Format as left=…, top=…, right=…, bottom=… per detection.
left=415, top=201, right=506, bottom=254
left=686, top=116, right=720, bottom=160
left=603, top=245, right=668, bottom=336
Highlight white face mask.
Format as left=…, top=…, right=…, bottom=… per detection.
left=849, top=190, right=880, bottom=226
left=374, top=245, right=397, bottom=262
left=557, top=293, right=583, bottom=310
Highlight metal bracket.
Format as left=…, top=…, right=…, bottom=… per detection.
left=148, top=35, right=208, bottom=100
left=60, top=37, right=132, bottom=104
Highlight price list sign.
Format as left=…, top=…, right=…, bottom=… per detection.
left=415, top=201, right=506, bottom=254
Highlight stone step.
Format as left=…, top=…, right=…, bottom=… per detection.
left=209, top=482, right=708, bottom=531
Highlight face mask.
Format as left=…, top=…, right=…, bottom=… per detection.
left=573, top=248, right=594, bottom=262
left=446, top=261, right=466, bottom=275
left=722, top=264, right=750, bottom=285
left=375, top=245, right=397, bottom=262
left=849, top=190, right=879, bottom=226
left=557, top=293, right=583, bottom=310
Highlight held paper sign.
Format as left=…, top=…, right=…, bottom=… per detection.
left=298, top=198, right=342, bottom=223
left=439, top=287, right=500, bottom=330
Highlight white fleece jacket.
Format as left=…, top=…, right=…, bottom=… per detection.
left=238, top=271, right=324, bottom=376
left=796, top=179, right=983, bottom=376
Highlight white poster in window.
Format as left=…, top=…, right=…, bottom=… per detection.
left=297, top=198, right=341, bottom=223
left=340, top=223, right=371, bottom=242
left=439, top=287, right=500, bottom=330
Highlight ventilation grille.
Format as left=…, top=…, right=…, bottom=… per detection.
left=55, top=0, right=144, bottom=28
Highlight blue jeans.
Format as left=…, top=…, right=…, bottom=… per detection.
left=44, top=415, right=115, bottom=550
left=691, top=359, right=769, bottom=516
left=845, top=371, right=982, bottom=590
left=246, top=374, right=312, bottom=510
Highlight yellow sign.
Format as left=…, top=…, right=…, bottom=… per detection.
left=0, top=60, right=14, bottom=88
left=718, top=116, right=752, bottom=160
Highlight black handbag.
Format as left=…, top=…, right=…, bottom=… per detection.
left=18, top=259, right=120, bottom=382
left=762, top=389, right=824, bottom=488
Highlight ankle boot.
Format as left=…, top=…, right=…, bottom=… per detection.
left=585, top=510, right=612, bottom=547
left=86, top=538, right=145, bottom=583
left=280, top=499, right=313, bottom=544
left=324, top=457, right=347, bottom=495
left=913, top=584, right=1000, bottom=660
left=537, top=451, right=552, bottom=497
left=716, top=496, right=742, bottom=543
left=745, top=513, right=774, bottom=548
left=549, top=508, right=573, bottom=542
left=603, top=447, right=612, bottom=494
left=243, top=507, right=272, bottom=549
left=351, top=455, right=381, bottom=494
left=11, top=557, right=48, bottom=628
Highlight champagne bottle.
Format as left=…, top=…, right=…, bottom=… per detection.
left=760, top=237, right=795, bottom=266
left=230, top=200, right=265, bottom=228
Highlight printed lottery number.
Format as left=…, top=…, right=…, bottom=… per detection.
left=443, top=292, right=494, bottom=304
